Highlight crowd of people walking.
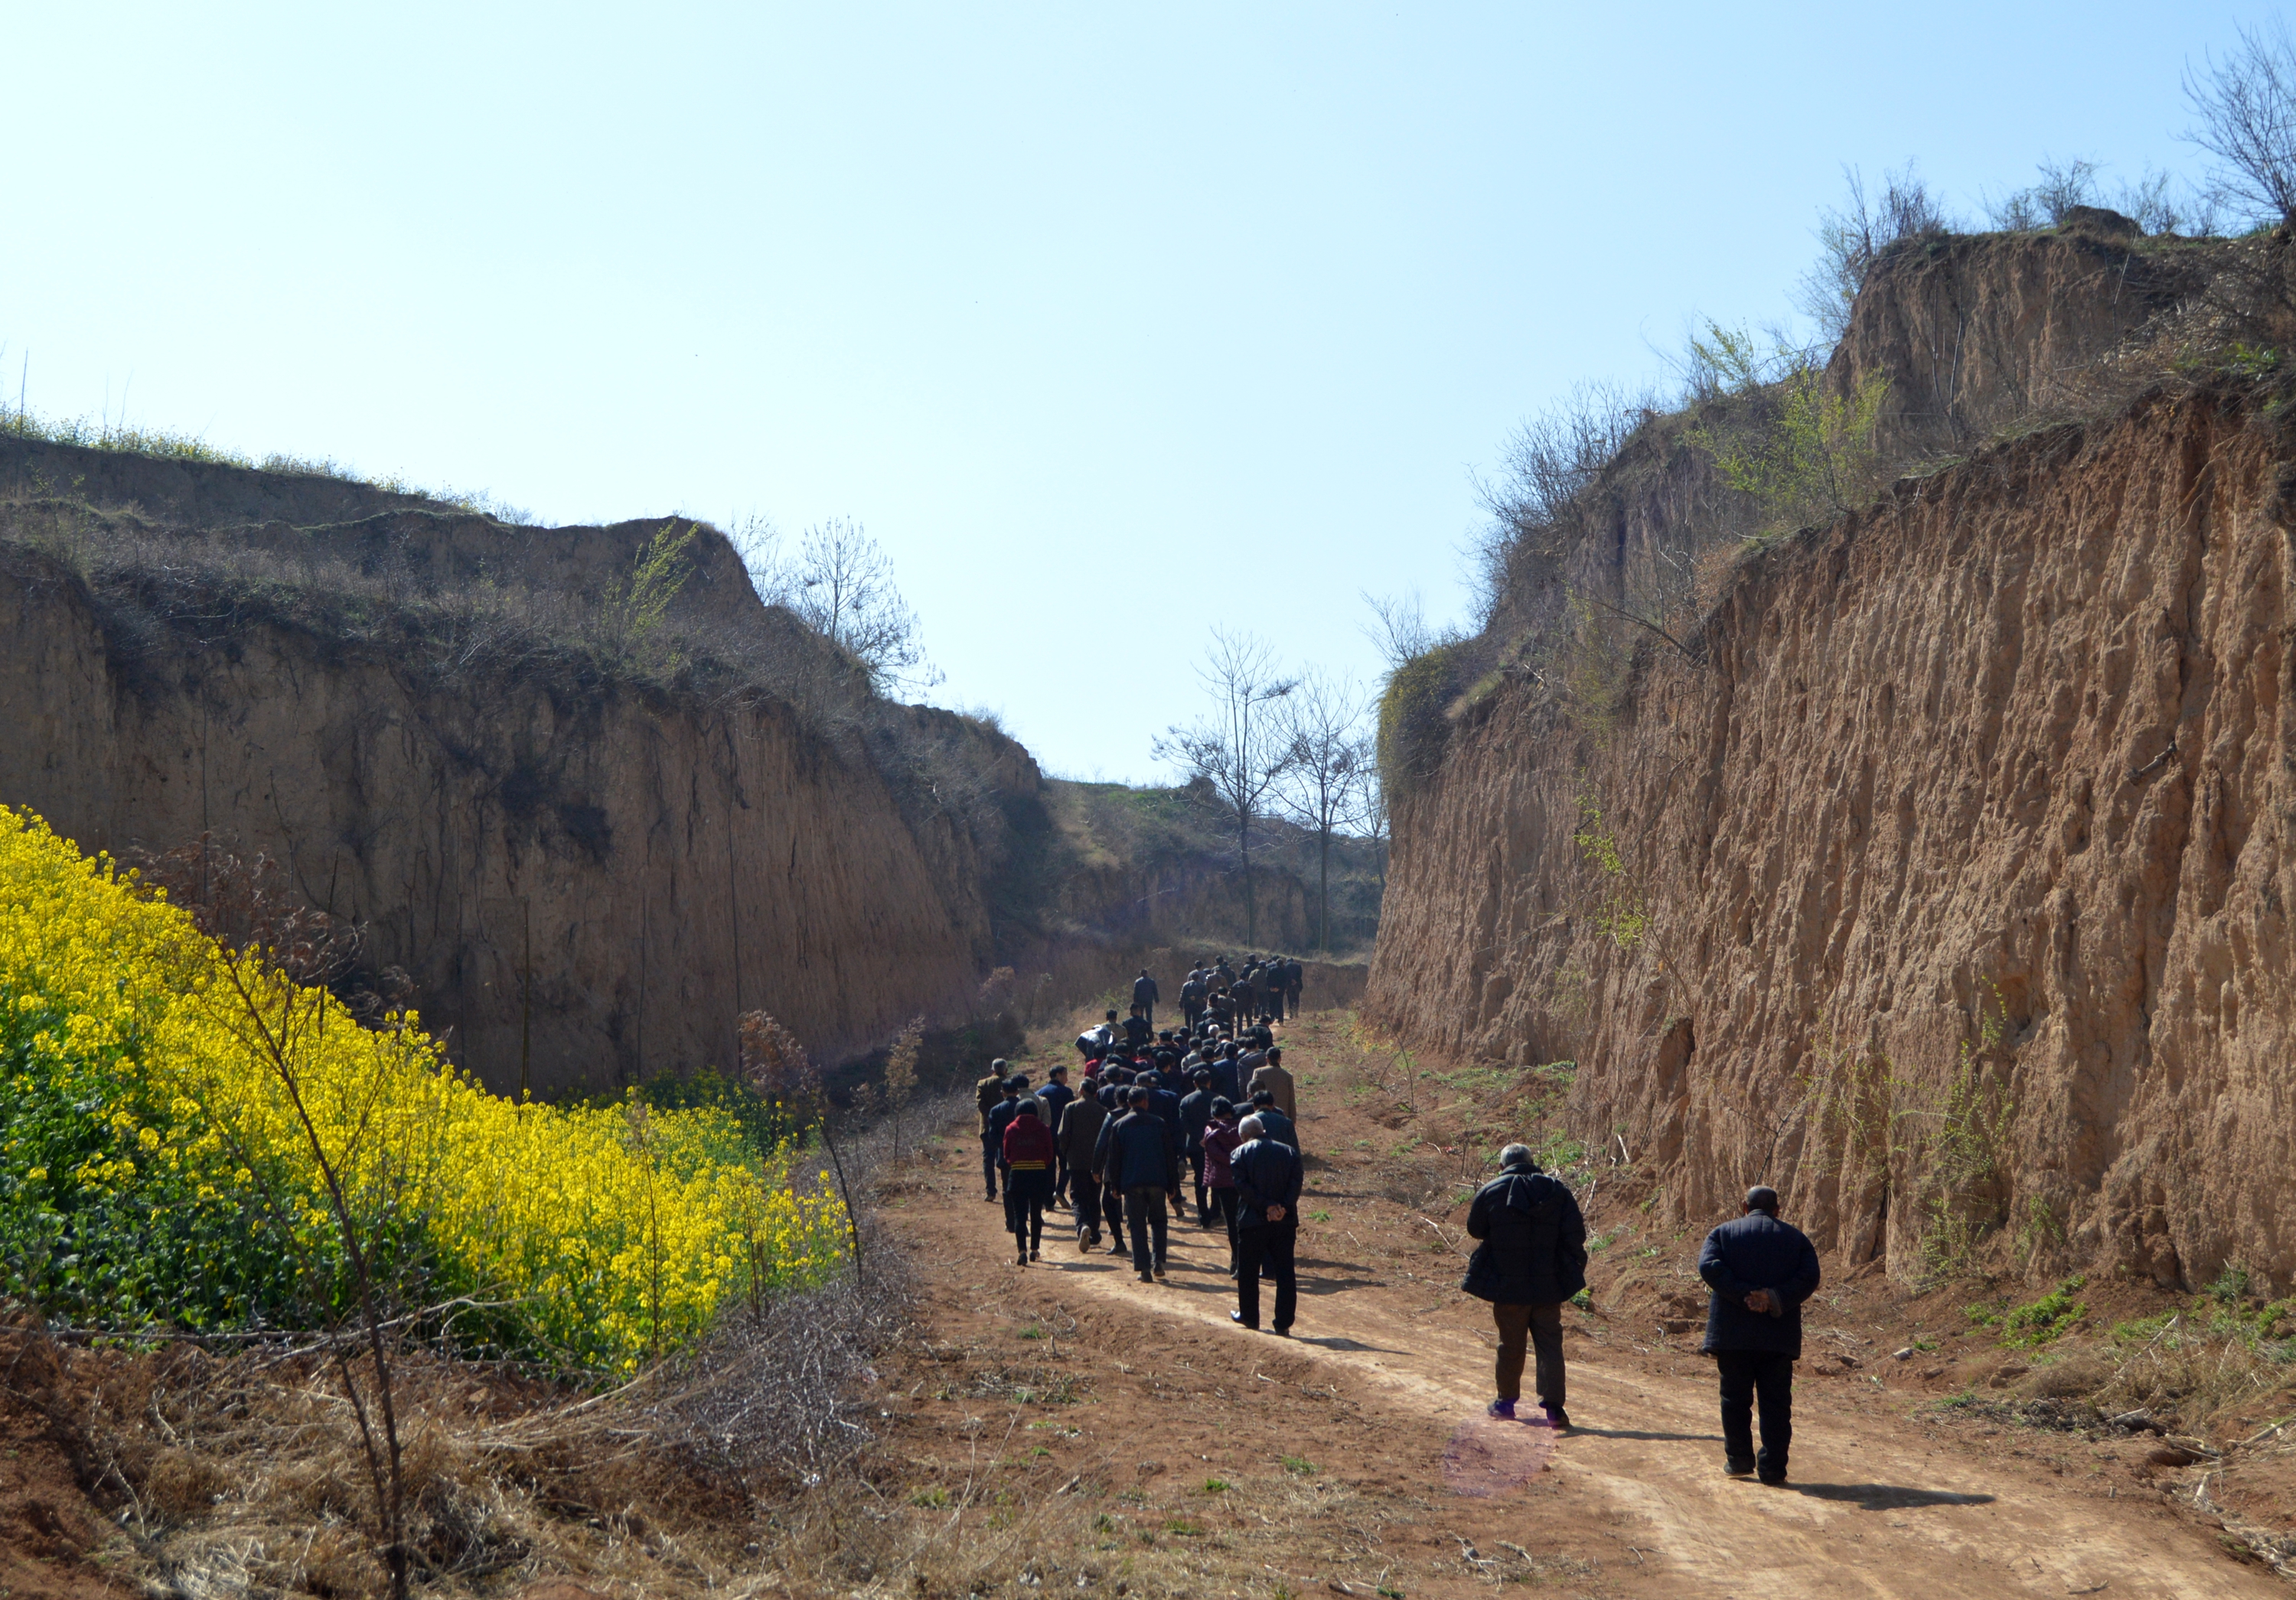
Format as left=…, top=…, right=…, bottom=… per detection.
left=967, top=955, right=1825, bottom=1485
left=977, top=956, right=1307, bottom=1332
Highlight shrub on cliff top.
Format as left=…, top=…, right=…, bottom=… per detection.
left=1376, top=640, right=1473, bottom=803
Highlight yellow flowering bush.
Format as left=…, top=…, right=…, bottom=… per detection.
left=0, top=805, right=846, bottom=1373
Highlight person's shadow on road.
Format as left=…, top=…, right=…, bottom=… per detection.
left=1785, top=1483, right=1997, bottom=1510
left=1567, top=1426, right=1724, bottom=1443
left=1293, top=1335, right=1403, bottom=1354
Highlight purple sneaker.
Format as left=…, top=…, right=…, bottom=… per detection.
left=1486, top=1399, right=1515, bottom=1420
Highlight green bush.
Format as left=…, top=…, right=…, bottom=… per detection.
left=1376, top=641, right=1471, bottom=800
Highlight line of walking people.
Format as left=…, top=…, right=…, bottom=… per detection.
left=977, top=969, right=1307, bottom=1334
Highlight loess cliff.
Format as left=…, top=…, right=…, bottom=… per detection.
left=1, top=436, right=1372, bottom=1093
left=1368, top=220, right=2296, bottom=1294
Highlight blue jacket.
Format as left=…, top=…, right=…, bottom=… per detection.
left=1140, top=1084, right=1182, bottom=1129
left=1231, top=1137, right=1303, bottom=1228
left=1208, top=1059, right=1242, bottom=1103
left=1095, top=1110, right=1179, bottom=1192
left=1036, top=1081, right=1075, bottom=1132
left=1251, top=1106, right=1297, bottom=1151
left=1461, top=1168, right=1587, bottom=1305
left=1698, top=1211, right=1821, bottom=1357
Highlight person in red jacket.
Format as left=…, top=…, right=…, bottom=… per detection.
left=1002, top=1100, right=1058, bottom=1265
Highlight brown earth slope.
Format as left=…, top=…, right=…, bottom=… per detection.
left=1368, top=383, right=2296, bottom=1294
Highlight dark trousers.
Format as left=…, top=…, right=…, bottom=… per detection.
left=981, top=1137, right=1001, bottom=1198
left=1101, top=1177, right=1127, bottom=1247
left=1714, top=1351, right=1795, bottom=1479
left=1208, top=1188, right=1239, bottom=1268
left=1007, top=1194, right=1045, bottom=1253
left=1123, top=1186, right=1169, bottom=1275
left=1234, top=1219, right=1296, bottom=1328
left=1182, top=1002, right=1201, bottom=1031
left=1070, top=1172, right=1101, bottom=1243
left=1189, top=1150, right=1208, bottom=1220
left=1492, top=1302, right=1566, bottom=1407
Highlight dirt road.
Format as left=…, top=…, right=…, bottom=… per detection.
left=888, top=1017, right=2283, bottom=1598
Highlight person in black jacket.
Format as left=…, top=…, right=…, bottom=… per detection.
left=1094, top=1086, right=1179, bottom=1282
left=1055, top=1087, right=1110, bottom=1253
left=1177, top=1067, right=1218, bottom=1224
left=1133, top=969, right=1159, bottom=1028
left=1228, top=1116, right=1303, bottom=1334
left=1038, top=1065, right=1076, bottom=1207
left=1698, top=1186, right=1821, bottom=1484
left=1461, top=1144, right=1587, bottom=1426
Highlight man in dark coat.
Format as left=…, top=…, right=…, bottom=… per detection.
left=1094, top=1086, right=1179, bottom=1282
left=1283, top=957, right=1304, bottom=1016
left=1037, top=1065, right=1076, bottom=1206
left=1133, top=969, right=1159, bottom=1028
left=1055, top=1087, right=1110, bottom=1253
left=1245, top=1089, right=1296, bottom=1151
left=1179, top=972, right=1206, bottom=1031
left=1178, top=1067, right=1218, bottom=1224
left=975, top=1057, right=1011, bottom=1201
left=1461, top=1144, right=1587, bottom=1426
left=1698, top=1186, right=1821, bottom=1484
left=1229, top=1115, right=1304, bottom=1334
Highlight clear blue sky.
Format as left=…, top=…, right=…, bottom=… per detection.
left=2, top=2, right=2272, bottom=780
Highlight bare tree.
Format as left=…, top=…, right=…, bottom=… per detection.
left=1467, top=383, right=1648, bottom=621
left=2186, top=20, right=2296, bottom=226
left=1349, top=728, right=1388, bottom=895
left=1153, top=627, right=1296, bottom=943
left=1277, top=669, right=1371, bottom=954
left=1794, top=163, right=1955, bottom=343
left=739, top=516, right=939, bottom=695
left=1360, top=588, right=1440, bottom=675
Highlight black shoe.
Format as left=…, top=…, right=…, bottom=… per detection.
left=1107, top=1242, right=1127, bottom=1254
left=1724, top=1458, right=1756, bottom=1478
left=1029, top=1247, right=1040, bottom=1261
left=1543, top=1404, right=1571, bottom=1430
left=1138, top=1272, right=1155, bottom=1285
left=1271, top=1326, right=1292, bottom=1338
left=1016, top=1252, right=1028, bottom=1266
left=1230, top=1310, right=1257, bottom=1329
left=1758, top=1472, right=1788, bottom=1487
left=1153, top=1265, right=1167, bottom=1281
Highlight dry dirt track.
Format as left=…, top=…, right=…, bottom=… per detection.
left=910, top=1035, right=2285, bottom=1599
left=1048, top=1227, right=2273, bottom=1599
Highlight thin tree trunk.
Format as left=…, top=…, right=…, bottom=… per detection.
left=1239, top=810, right=1256, bottom=943
left=1318, top=824, right=1331, bottom=954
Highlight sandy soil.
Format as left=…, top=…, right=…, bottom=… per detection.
left=878, top=1009, right=2288, bottom=1599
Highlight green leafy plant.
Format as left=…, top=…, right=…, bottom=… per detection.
left=598, top=521, right=695, bottom=652
left=1684, top=322, right=1889, bottom=539
left=1970, top=1276, right=2088, bottom=1347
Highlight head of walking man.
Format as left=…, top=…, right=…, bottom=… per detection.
left=1129, top=1086, right=1150, bottom=1109
left=1499, top=1142, right=1539, bottom=1172
left=1238, top=1115, right=1264, bottom=1139
left=1743, top=1185, right=1781, bottom=1217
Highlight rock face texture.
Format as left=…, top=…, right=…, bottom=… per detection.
left=1368, top=387, right=2296, bottom=1292
left=0, top=537, right=1009, bottom=1092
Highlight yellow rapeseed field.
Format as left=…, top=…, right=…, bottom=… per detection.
left=0, top=804, right=847, bottom=1373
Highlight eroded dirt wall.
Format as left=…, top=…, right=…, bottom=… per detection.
left=0, top=547, right=989, bottom=1091
left=1367, top=389, right=2296, bottom=1292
